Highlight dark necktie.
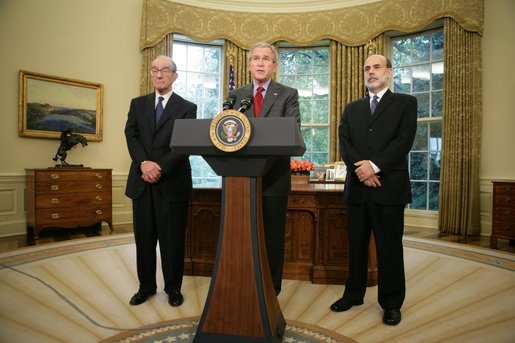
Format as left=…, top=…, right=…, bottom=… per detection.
left=370, top=95, right=379, bottom=115
left=254, top=86, right=264, bottom=117
left=155, top=96, right=164, bottom=124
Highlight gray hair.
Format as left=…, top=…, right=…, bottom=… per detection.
left=248, top=42, right=279, bottom=64
left=153, top=55, right=177, bottom=72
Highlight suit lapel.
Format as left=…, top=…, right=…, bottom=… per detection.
left=155, top=93, right=178, bottom=131
left=146, top=94, right=157, bottom=130
left=359, top=97, right=372, bottom=123
left=370, top=89, right=393, bottom=123
left=260, top=81, right=279, bottom=117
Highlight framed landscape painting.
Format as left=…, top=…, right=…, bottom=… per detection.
left=18, top=70, right=103, bottom=141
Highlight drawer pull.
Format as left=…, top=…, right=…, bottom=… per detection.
left=96, top=173, right=103, bottom=179
left=51, top=198, right=59, bottom=204
left=51, top=213, right=60, bottom=219
left=96, top=210, right=103, bottom=215
left=96, top=184, right=102, bottom=189
left=51, top=185, right=59, bottom=191
left=95, top=195, right=103, bottom=201
left=50, top=174, right=59, bottom=179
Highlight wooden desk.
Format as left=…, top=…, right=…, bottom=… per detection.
left=185, top=182, right=378, bottom=286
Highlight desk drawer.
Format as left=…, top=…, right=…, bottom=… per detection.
left=35, top=192, right=112, bottom=209
left=35, top=205, right=112, bottom=225
left=35, top=181, right=111, bottom=194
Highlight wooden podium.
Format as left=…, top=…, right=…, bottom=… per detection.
left=171, top=117, right=305, bottom=342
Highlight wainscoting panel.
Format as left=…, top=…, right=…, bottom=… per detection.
left=0, top=174, right=498, bottom=238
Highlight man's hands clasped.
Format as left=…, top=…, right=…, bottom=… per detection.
left=354, top=160, right=381, bottom=188
left=140, top=161, right=162, bottom=183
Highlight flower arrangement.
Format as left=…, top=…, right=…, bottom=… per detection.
left=290, top=159, right=315, bottom=175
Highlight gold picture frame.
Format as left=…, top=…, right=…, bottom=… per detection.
left=18, top=70, right=104, bottom=141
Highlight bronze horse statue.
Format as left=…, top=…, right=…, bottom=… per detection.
left=53, top=129, right=88, bottom=166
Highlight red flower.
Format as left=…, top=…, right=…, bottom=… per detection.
left=290, top=160, right=315, bottom=175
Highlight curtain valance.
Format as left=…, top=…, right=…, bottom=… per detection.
left=141, top=0, right=483, bottom=50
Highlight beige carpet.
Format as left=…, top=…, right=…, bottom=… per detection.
left=0, top=234, right=514, bottom=343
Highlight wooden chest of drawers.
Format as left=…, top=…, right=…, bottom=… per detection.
left=25, top=168, right=113, bottom=239
left=490, top=180, right=515, bottom=249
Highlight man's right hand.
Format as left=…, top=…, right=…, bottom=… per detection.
left=140, top=161, right=162, bottom=183
left=363, top=174, right=381, bottom=188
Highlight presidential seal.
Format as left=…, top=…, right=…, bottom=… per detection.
left=209, top=109, right=252, bottom=152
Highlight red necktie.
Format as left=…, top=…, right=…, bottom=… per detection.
left=254, top=86, right=264, bottom=117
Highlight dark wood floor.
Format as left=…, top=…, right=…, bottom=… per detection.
left=0, top=224, right=514, bottom=254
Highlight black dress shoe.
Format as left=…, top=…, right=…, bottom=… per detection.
left=168, top=291, right=184, bottom=307
left=129, top=290, right=156, bottom=305
left=383, top=309, right=402, bottom=325
left=330, top=298, right=364, bottom=312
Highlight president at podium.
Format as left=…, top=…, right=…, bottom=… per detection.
left=228, top=42, right=300, bottom=295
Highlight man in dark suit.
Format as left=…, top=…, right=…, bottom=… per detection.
left=331, top=54, right=417, bottom=325
left=229, top=42, right=300, bottom=295
left=125, top=55, right=197, bottom=307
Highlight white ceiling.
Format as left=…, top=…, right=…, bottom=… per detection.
left=167, top=0, right=383, bottom=13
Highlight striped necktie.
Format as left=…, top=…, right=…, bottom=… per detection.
left=370, top=95, right=379, bottom=114
left=155, top=96, right=164, bottom=123
left=254, top=86, right=264, bottom=117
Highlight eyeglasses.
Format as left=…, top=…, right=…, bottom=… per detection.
left=150, top=68, right=174, bottom=75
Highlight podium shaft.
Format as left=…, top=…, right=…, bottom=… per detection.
left=194, top=176, right=285, bottom=342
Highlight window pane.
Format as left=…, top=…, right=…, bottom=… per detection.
left=392, top=28, right=443, bottom=211
left=414, top=92, right=430, bottom=118
left=412, top=65, right=430, bottom=92
left=173, top=41, right=222, bottom=185
left=392, top=38, right=412, bottom=66
left=412, top=34, right=431, bottom=63
left=279, top=46, right=330, bottom=164
left=431, top=90, right=443, bottom=117
left=432, top=31, right=444, bottom=60
left=429, top=121, right=442, bottom=151
left=300, top=126, right=329, bottom=165
left=393, top=67, right=411, bottom=93
left=410, top=152, right=428, bottom=180
left=429, top=151, right=441, bottom=181
left=431, top=62, right=444, bottom=90
left=428, top=182, right=440, bottom=210
left=412, top=122, right=428, bottom=150
left=410, top=181, right=428, bottom=209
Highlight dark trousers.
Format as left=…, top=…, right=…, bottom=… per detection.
left=132, top=185, right=188, bottom=295
left=343, top=200, right=406, bottom=310
left=262, top=195, right=288, bottom=294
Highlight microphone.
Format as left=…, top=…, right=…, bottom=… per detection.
left=237, top=97, right=253, bottom=113
left=222, top=94, right=237, bottom=110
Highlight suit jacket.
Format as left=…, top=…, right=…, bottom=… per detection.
left=230, top=80, right=301, bottom=196
left=125, top=92, right=197, bottom=202
left=338, top=89, right=417, bottom=205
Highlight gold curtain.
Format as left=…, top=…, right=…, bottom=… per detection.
left=330, top=36, right=385, bottom=161
left=223, top=41, right=251, bottom=99
left=140, top=0, right=483, bottom=50
left=438, top=18, right=482, bottom=235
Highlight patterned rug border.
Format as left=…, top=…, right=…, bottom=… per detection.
left=403, top=236, right=515, bottom=271
left=99, top=317, right=357, bottom=343
left=1, top=233, right=513, bottom=272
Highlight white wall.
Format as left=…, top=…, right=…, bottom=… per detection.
left=0, top=0, right=142, bottom=174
